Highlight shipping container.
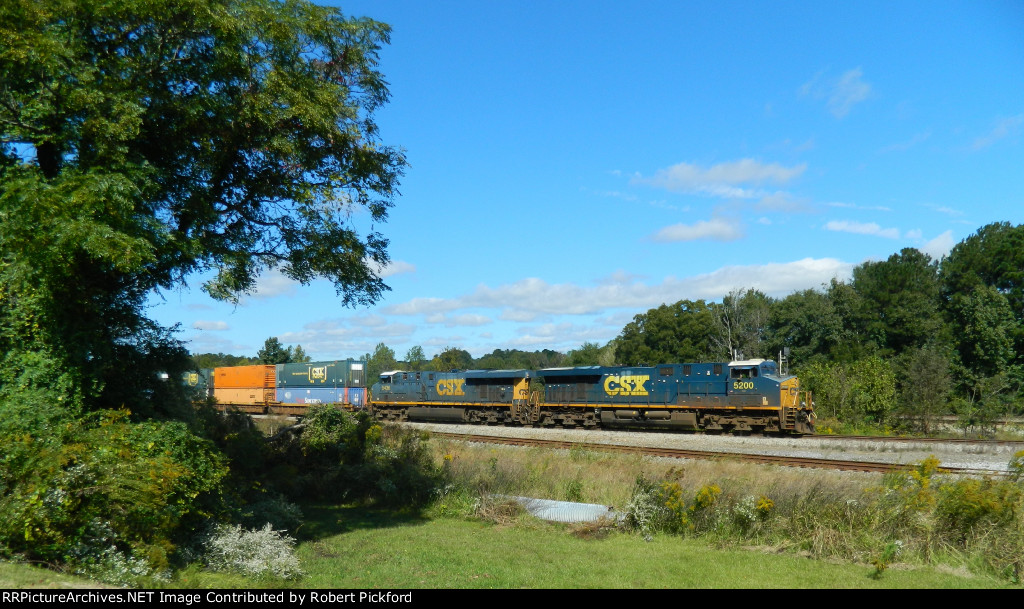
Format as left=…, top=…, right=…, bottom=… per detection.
left=215, top=364, right=276, bottom=389
left=214, top=386, right=274, bottom=406
left=276, top=387, right=345, bottom=405
left=182, top=368, right=214, bottom=398
left=275, top=386, right=367, bottom=407
left=277, top=360, right=367, bottom=388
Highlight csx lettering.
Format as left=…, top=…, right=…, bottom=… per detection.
left=437, top=379, right=466, bottom=396
left=308, top=366, right=328, bottom=383
left=186, top=373, right=199, bottom=386
left=603, top=375, right=649, bottom=396
left=732, top=381, right=755, bottom=390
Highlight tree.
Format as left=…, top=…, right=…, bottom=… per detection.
left=429, top=347, right=473, bottom=372
left=948, top=285, right=1015, bottom=380
left=566, top=341, right=618, bottom=366
left=404, top=346, right=426, bottom=370
left=852, top=248, right=943, bottom=357
left=896, top=346, right=952, bottom=434
left=616, top=300, right=716, bottom=365
left=0, top=0, right=405, bottom=414
left=712, top=288, right=773, bottom=360
left=290, top=345, right=312, bottom=364
left=362, top=342, right=396, bottom=386
left=566, top=342, right=603, bottom=366
left=257, top=337, right=292, bottom=365
left=766, top=287, right=845, bottom=366
left=941, top=222, right=1024, bottom=323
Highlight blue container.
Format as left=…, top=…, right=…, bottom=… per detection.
left=277, top=387, right=345, bottom=405
left=347, top=387, right=366, bottom=408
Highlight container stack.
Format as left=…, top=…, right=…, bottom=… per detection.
left=276, top=360, right=366, bottom=407
left=213, top=364, right=277, bottom=407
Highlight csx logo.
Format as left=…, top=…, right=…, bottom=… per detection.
left=308, top=366, right=328, bottom=383
left=436, top=379, right=466, bottom=396
left=186, top=373, right=199, bottom=386
left=603, top=375, right=649, bottom=396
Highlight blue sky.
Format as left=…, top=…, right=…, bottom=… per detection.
left=148, top=0, right=1024, bottom=361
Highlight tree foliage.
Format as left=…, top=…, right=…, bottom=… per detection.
left=0, top=0, right=409, bottom=578
left=766, top=287, right=846, bottom=365
left=616, top=300, right=716, bottom=365
left=257, top=337, right=292, bottom=365
left=713, top=288, right=773, bottom=360
left=429, top=346, right=474, bottom=371
left=0, top=0, right=405, bottom=413
left=362, top=342, right=396, bottom=385
left=852, top=248, right=942, bottom=356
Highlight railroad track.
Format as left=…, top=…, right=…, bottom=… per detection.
left=816, top=434, right=1024, bottom=447
left=428, top=431, right=1007, bottom=477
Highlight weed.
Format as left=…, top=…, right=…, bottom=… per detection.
left=869, top=540, right=903, bottom=579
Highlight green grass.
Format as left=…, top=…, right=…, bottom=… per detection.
left=7, top=504, right=1008, bottom=589
left=0, top=560, right=108, bottom=589
left=290, top=506, right=1008, bottom=589
left=5, top=428, right=1022, bottom=590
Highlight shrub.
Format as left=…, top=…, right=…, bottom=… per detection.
left=265, top=407, right=443, bottom=509
left=0, top=408, right=229, bottom=569
left=201, top=524, right=303, bottom=580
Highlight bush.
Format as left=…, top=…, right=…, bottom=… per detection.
left=0, top=408, right=229, bottom=571
left=201, top=524, right=303, bottom=580
left=264, top=406, right=443, bottom=509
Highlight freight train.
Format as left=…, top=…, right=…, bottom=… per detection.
left=370, top=359, right=815, bottom=436
left=194, top=357, right=815, bottom=435
left=186, top=359, right=367, bottom=415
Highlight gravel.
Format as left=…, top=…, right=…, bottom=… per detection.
left=406, top=421, right=1022, bottom=474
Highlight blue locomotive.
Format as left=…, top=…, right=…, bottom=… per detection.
left=370, top=359, right=814, bottom=435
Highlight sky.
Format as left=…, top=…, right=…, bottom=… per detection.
left=147, top=0, right=1024, bottom=362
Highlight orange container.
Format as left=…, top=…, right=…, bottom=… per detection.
left=214, top=387, right=264, bottom=405
left=214, top=365, right=276, bottom=389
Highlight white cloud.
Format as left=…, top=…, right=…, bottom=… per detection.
left=384, top=296, right=460, bottom=316
left=278, top=320, right=418, bottom=358
left=933, top=206, right=963, bottom=217
left=971, top=114, right=1023, bottom=150
left=425, top=313, right=493, bottom=327
left=369, top=259, right=417, bottom=278
left=192, top=320, right=229, bottom=331
left=382, top=258, right=855, bottom=320
left=825, top=220, right=900, bottom=239
left=827, top=202, right=892, bottom=212
left=801, top=68, right=872, bottom=118
left=632, top=159, right=806, bottom=198
left=919, top=230, right=955, bottom=260
left=245, top=260, right=414, bottom=303
left=756, top=192, right=811, bottom=213
left=650, top=217, right=744, bottom=242
left=881, top=131, right=931, bottom=153
left=249, top=268, right=299, bottom=300
left=829, top=69, right=872, bottom=117
left=499, top=309, right=549, bottom=323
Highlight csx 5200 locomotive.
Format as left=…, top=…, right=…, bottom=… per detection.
left=370, top=359, right=815, bottom=435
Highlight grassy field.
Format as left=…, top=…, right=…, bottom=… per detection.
left=3, top=432, right=1021, bottom=589
left=3, top=506, right=1009, bottom=589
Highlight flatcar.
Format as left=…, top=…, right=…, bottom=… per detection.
left=369, top=359, right=815, bottom=435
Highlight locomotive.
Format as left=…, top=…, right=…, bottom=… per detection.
left=370, top=359, right=815, bottom=436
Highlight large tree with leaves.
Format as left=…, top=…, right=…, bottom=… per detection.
left=0, top=0, right=406, bottom=413
left=616, top=299, right=717, bottom=365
